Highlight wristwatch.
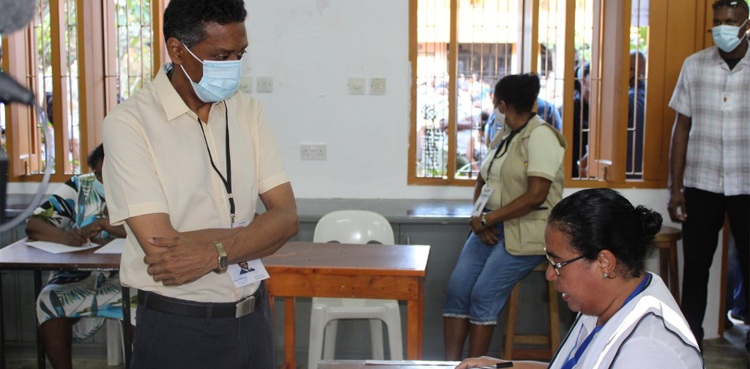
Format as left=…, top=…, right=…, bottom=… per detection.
left=480, top=213, right=488, bottom=228
left=212, top=241, right=228, bottom=274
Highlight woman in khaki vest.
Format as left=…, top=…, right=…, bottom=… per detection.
left=443, top=73, right=566, bottom=360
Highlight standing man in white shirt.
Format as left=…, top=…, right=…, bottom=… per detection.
left=668, top=0, right=750, bottom=350
left=102, top=0, right=298, bottom=367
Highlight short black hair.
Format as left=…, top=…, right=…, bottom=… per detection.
left=163, top=0, right=247, bottom=48
left=87, top=144, right=105, bottom=169
left=493, top=73, right=540, bottom=113
left=712, top=0, right=750, bottom=15
left=547, top=188, right=662, bottom=278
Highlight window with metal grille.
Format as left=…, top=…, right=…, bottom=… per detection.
left=2, top=0, right=164, bottom=183
left=409, top=0, right=668, bottom=188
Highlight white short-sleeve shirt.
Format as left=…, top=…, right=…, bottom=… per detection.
left=103, top=64, right=289, bottom=302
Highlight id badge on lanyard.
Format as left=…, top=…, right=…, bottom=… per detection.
left=472, top=185, right=494, bottom=217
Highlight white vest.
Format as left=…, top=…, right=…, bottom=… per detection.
left=549, top=273, right=703, bottom=369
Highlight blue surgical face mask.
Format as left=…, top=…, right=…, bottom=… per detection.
left=712, top=19, right=749, bottom=53
left=180, top=43, right=241, bottom=102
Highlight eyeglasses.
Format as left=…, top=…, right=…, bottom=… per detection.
left=544, top=249, right=586, bottom=276
left=713, top=0, right=750, bottom=12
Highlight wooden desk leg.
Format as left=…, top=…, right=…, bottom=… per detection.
left=34, top=271, right=45, bottom=369
left=406, top=280, right=425, bottom=359
left=284, top=297, right=295, bottom=369
left=121, top=287, right=132, bottom=369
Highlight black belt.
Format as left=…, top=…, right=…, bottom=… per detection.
left=138, top=287, right=261, bottom=319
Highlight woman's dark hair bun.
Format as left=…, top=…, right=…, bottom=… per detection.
left=636, top=205, right=662, bottom=239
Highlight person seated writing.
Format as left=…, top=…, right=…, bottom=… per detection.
left=25, top=144, right=130, bottom=369
left=456, top=188, right=703, bottom=369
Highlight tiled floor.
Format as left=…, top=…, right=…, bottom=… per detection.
left=4, top=323, right=748, bottom=368
left=702, top=316, right=749, bottom=369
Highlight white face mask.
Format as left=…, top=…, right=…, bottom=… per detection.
left=713, top=19, right=749, bottom=52
left=491, top=107, right=506, bottom=129
left=180, top=42, right=241, bottom=102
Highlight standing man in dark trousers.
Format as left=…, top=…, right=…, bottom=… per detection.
left=668, top=0, right=750, bottom=351
left=102, top=0, right=299, bottom=367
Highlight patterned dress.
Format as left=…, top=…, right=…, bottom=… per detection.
left=32, top=173, right=133, bottom=340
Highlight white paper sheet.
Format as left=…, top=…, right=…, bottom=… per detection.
left=364, top=361, right=461, bottom=366
left=25, top=240, right=100, bottom=254
left=94, top=238, right=125, bottom=254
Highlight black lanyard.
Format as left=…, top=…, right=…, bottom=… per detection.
left=485, top=112, right=536, bottom=176
left=197, top=103, right=235, bottom=225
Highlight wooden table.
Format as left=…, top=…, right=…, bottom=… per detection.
left=318, top=360, right=459, bottom=369
left=0, top=239, right=129, bottom=369
left=263, top=242, right=430, bottom=369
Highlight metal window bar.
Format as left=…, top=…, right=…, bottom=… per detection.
left=571, top=0, right=594, bottom=180
left=537, top=0, right=565, bottom=133
left=626, top=0, right=647, bottom=180
left=64, top=0, right=79, bottom=175
left=33, top=0, right=54, bottom=175
left=115, top=0, right=153, bottom=102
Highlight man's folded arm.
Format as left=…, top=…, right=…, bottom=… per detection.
left=222, top=182, right=298, bottom=263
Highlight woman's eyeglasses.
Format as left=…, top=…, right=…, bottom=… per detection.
left=544, top=249, right=586, bottom=276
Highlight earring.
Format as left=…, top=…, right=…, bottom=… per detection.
left=602, top=273, right=608, bottom=279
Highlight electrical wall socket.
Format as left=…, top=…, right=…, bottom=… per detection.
left=348, top=77, right=366, bottom=95
left=370, top=77, right=386, bottom=95
left=239, top=77, right=253, bottom=94
left=300, top=144, right=326, bottom=161
left=256, top=76, right=273, bottom=93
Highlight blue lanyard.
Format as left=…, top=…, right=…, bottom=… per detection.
left=560, top=274, right=651, bottom=369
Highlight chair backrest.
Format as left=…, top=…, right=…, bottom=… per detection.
left=313, top=210, right=395, bottom=245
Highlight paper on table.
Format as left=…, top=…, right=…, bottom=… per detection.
left=26, top=240, right=100, bottom=254
left=364, top=361, right=461, bottom=366
left=94, top=238, right=125, bottom=254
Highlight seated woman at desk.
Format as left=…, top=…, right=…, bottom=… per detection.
left=25, top=144, right=128, bottom=369
left=456, top=188, right=703, bottom=369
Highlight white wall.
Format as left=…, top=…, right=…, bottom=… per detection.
left=7, top=0, right=725, bottom=340
left=243, top=0, right=472, bottom=199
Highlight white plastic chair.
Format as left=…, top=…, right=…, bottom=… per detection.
left=106, top=319, right=125, bottom=366
left=307, top=210, right=403, bottom=369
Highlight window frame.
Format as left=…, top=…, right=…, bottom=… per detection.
left=2, top=0, right=166, bottom=184
left=408, top=0, right=687, bottom=189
